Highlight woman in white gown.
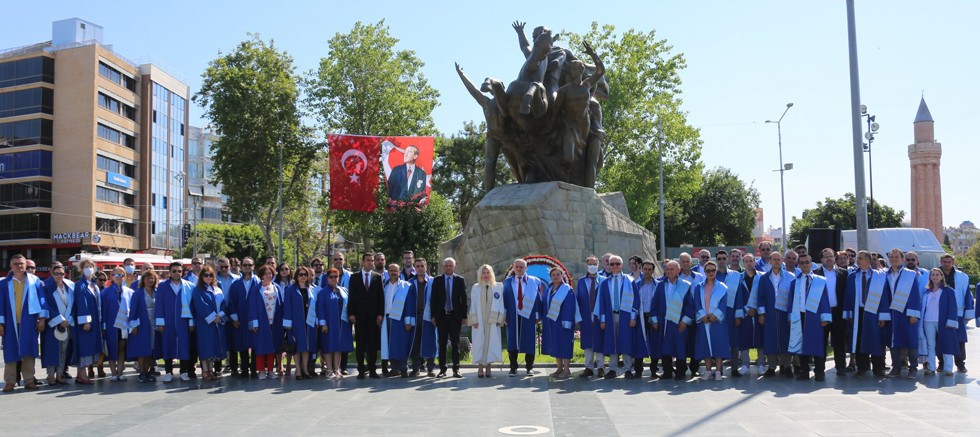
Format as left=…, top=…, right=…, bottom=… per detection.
left=468, top=264, right=505, bottom=377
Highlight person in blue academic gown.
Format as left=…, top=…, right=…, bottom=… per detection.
left=101, top=267, right=134, bottom=381
left=248, top=265, right=284, bottom=379
left=317, top=268, right=354, bottom=379
left=381, top=264, right=417, bottom=377
left=128, top=270, right=162, bottom=383
left=883, top=249, right=922, bottom=378
left=917, top=268, right=960, bottom=375
left=786, top=254, right=832, bottom=381
left=157, top=261, right=197, bottom=382
left=693, top=262, right=729, bottom=380
left=576, top=256, right=603, bottom=378
left=71, top=259, right=102, bottom=385
left=938, top=254, right=973, bottom=373
left=41, top=264, right=74, bottom=386
left=595, top=255, right=645, bottom=379
left=409, top=258, right=436, bottom=376
left=215, top=257, right=240, bottom=374
left=650, top=260, right=695, bottom=380
left=0, top=254, right=47, bottom=391
left=283, top=266, right=318, bottom=380
left=715, top=250, right=745, bottom=377
left=227, top=257, right=259, bottom=377
left=633, top=261, right=660, bottom=379
left=503, top=258, right=544, bottom=376
left=755, top=251, right=796, bottom=378
left=543, top=267, right=580, bottom=378
left=843, top=250, right=891, bottom=377
left=191, top=266, right=227, bottom=381
left=740, top=254, right=764, bottom=375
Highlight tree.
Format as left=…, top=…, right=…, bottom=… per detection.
left=433, top=122, right=515, bottom=228
left=789, top=193, right=905, bottom=245
left=372, top=192, right=460, bottom=267
left=956, top=241, right=980, bottom=282
left=194, top=35, right=318, bottom=258
left=179, top=223, right=268, bottom=260
left=673, top=167, right=760, bottom=246
left=563, top=23, right=704, bottom=240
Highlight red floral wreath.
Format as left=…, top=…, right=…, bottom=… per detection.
left=503, top=254, right=572, bottom=284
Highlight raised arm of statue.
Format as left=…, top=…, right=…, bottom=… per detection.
left=512, top=21, right=531, bottom=58
left=456, top=62, right=489, bottom=108
left=582, top=42, right=605, bottom=89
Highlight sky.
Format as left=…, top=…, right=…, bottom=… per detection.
left=5, top=0, right=978, bottom=234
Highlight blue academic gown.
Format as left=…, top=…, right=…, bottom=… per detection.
left=843, top=269, right=891, bottom=355
left=503, top=274, right=544, bottom=354
left=383, top=280, right=417, bottom=362
left=216, top=272, right=240, bottom=351
left=693, top=281, right=729, bottom=360
left=651, top=278, right=695, bottom=360
left=72, top=278, right=103, bottom=364
left=595, top=274, right=646, bottom=357
left=756, top=269, right=796, bottom=356
left=543, top=283, right=579, bottom=359
left=717, top=271, right=744, bottom=350
left=192, top=285, right=227, bottom=361
left=227, top=275, right=260, bottom=351
left=949, top=270, right=974, bottom=345
left=575, top=275, right=601, bottom=352
left=283, top=283, right=319, bottom=354
left=787, top=274, right=832, bottom=357
left=740, top=273, right=763, bottom=350
left=127, top=287, right=161, bottom=360
left=317, top=285, right=354, bottom=353
left=0, top=273, right=46, bottom=363
left=410, top=275, right=438, bottom=359
left=157, top=279, right=196, bottom=361
left=248, top=283, right=284, bottom=356
left=41, top=278, right=74, bottom=368
left=917, top=286, right=960, bottom=357
left=100, top=283, right=134, bottom=361
left=884, top=268, right=921, bottom=350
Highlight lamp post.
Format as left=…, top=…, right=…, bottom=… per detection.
left=766, top=102, right=794, bottom=250
left=861, top=105, right=880, bottom=228
left=657, top=118, right=667, bottom=261
left=188, top=187, right=203, bottom=258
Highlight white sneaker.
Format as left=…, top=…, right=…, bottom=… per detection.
left=258, top=372, right=267, bottom=380
left=757, top=365, right=766, bottom=374
left=715, top=371, right=723, bottom=381
left=162, top=374, right=173, bottom=383
left=738, top=365, right=749, bottom=374
left=179, top=373, right=190, bottom=381
left=700, top=371, right=712, bottom=381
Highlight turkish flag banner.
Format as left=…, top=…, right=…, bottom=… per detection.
left=329, top=134, right=380, bottom=212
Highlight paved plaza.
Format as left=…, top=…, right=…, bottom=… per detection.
left=2, top=329, right=978, bottom=436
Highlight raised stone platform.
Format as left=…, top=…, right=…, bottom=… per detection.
left=440, top=181, right=660, bottom=282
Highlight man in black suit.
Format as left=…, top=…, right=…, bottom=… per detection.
left=386, top=145, right=428, bottom=205
left=813, top=248, right=850, bottom=374
left=347, top=252, right=385, bottom=379
left=430, top=257, right=468, bottom=378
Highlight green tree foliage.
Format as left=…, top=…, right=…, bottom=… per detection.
left=433, top=122, right=515, bottom=228
left=194, top=35, right=318, bottom=257
left=563, top=23, right=703, bottom=240
left=956, top=242, right=980, bottom=283
left=372, top=192, right=460, bottom=267
left=179, top=223, right=268, bottom=260
left=673, top=167, right=760, bottom=246
left=789, top=193, right=905, bottom=246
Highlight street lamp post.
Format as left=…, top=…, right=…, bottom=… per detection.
left=657, top=118, right=667, bottom=261
left=188, top=187, right=203, bottom=258
left=861, top=106, right=880, bottom=228
left=766, top=102, right=794, bottom=250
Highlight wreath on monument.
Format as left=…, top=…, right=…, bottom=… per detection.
left=503, top=254, right=572, bottom=284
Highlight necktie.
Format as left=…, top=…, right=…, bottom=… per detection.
left=445, top=276, right=453, bottom=312
left=590, top=278, right=597, bottom=312
left=517, top=277, right=524, bottom=311
left=862, top=271, right=869, bottom=302
left=805, top=275, right=811, bottom=296
left=364, top=272, right=370, bottom=289
left=613, top=276, right=620, bottom=310
left=407, top=168, right=413, bottom=185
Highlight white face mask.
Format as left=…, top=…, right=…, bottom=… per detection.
left=83, top=267, right=95, bottom=278
left=587, top=265, right=599, bottom=275
left=124, top=265, right=136, bottom=275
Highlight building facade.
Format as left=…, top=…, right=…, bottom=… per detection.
left=0, top=18, right=188, bottom=268
left=186, top=125, right=230, bottom=225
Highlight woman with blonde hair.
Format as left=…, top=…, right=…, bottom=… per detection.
left=468, top=264, right=505, bottom=377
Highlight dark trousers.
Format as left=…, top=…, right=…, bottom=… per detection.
left=341, top=352, right=349, bottom=372
left=660, top=356, right=688, bottom=376
left=410, top=316, right=434, bottom=373
left=508, top=349, right=536, bottom=372
left=853, top=313, right=886, bottom=373
left=938, top=342, right=967, bottom=370
left=799, top=355, right=826, bottom=375
left=829, top=307, right=848, bottom=370
left=164, top=359, right=195, bottom=374
left=355, top=321, right=380, bottom=374
left=633, top=315, right=657, bottom=375
left=234, top=349, right=255, bottom=374
left=437, top=314, right=462, bottom=372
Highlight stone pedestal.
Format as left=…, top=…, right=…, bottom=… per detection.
left=440, top=182, right=660, bottom=283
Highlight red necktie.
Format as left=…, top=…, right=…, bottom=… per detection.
left=407, top=168, right=413, bottom=184
left=517, top=277, right=524, bottom=311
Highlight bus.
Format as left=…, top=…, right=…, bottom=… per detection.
left=66, top=252, right=177, bottom=278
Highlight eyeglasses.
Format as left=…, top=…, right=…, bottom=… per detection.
left=800, top=261, right=812, bottom=265
left=312, top=263, right=323, bottom=267
left=170, top=270, right=182, bottom=274
left=192, top=262, right=202, bottom=266
left=297, top=272, right=309, bottom=277
left=26, top=266, right=36, bottom=270
left=717, top=257, right=728, bottom=262
left=333, top=258, right=343, bottom=261
left=96, top=277, right=107, bottom=282
left=202, top=273, right=214, bottom=278
left=53, top=272, right=65, bottom=276
left=700, top=256, right=710, bottom=260
left=905, top=258, right=916, bottom=262
left=220, top=265, right=229, bottom=269
left=609, top=262, right=622, bottom=266
left=328, top=275, right=339, bottom=279
left=704, top=269, right=717, bottom=273
left=112, top=273, right=125, bottom=278
left=242, top=263, right=254, bottom=267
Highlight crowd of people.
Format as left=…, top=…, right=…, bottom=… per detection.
left=0, top=242, right=976, bottom=393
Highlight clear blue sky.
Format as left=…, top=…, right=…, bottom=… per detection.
left=5, top=0, right=977, bottom=233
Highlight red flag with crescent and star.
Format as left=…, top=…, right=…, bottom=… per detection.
left=329, top=134, right=381, bottom=212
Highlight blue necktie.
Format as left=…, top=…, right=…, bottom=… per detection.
left=444, top=276, right=453, bottom=311
left=613, top=276, right=620, bottom=310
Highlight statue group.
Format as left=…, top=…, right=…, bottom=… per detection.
left=456, top=22, right=609, bottom=191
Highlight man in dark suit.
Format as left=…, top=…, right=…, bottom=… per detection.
left=430, top=257, right=468, bottom=378
left=386, top=145, right=428, bottom=205
left=813, top=248, right=849, bottom=374
left=347, top=252, right=385, bottom=379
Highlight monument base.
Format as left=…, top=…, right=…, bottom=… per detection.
left=440, top=181, right=660, bottom=283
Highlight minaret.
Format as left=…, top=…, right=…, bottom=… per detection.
left=908, top=97, right=943, bottom=241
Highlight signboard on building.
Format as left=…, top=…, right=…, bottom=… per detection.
left=53, top=231, right=90, bottom=243
left=106, top=171, right=132, bottom=189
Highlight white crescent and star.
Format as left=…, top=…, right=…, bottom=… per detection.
left=341, top=148, right=369, bottom=183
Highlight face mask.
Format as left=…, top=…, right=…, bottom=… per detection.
left=83, top=267, right=95, bottom=278
left=124, top=265, right=135, bottom=275
left=587, top=265, right=599, bottom=275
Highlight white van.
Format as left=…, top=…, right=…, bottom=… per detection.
left=838, top=228, right=945, bottom=269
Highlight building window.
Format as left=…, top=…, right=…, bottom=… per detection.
left=0, top=181, right=52, bottom=209
left=97, top=123, right=135, bottom=149
left=0, top=88, right=54, bottom=118
left=96, top=217, right=134, bottom=236
left=96, top=154, right=136, bottom=178
left=97, top=92, right=136, bottom=120
left=98, top=62, right=136, bottom=92
left=0, top=57, right=54, bottom=88
left=0, top=119, right=53, bottom=147
left=0, top=150, right=53, bottom=178
left=0, top=212, right=50, bottom=240
left=96, top=186, right=135, bottom=207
